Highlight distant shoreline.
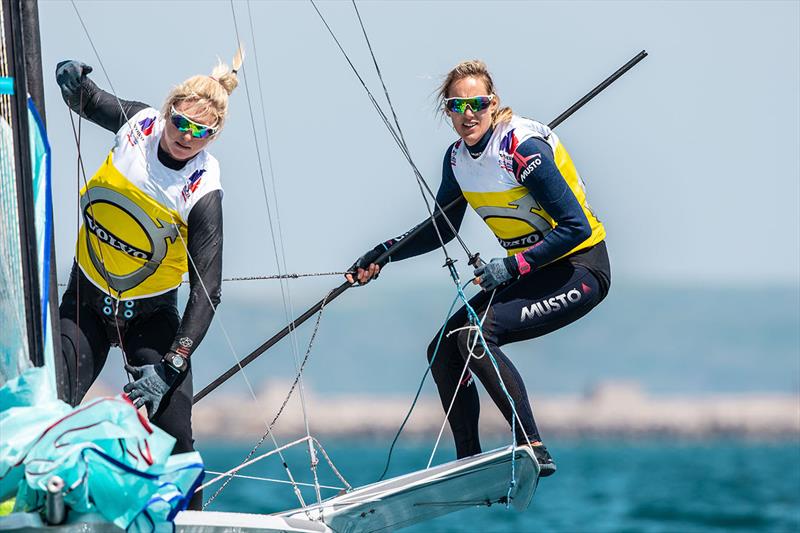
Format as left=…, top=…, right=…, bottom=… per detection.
left=85, top=380, right=799, bottom=440
left=186, top=381, right=800, bottom=440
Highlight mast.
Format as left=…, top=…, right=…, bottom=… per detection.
left=2, top=0, right=42, bottom=366
left=20, top=0, right=62, bottom=387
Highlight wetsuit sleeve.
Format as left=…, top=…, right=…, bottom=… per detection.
left=382, top=145, right=467, bottom=262
left=506, top=137, right=591, bottom=274
left=61, top=76, right=148, bottom=134
left=169, top=190, right=223, bottom=358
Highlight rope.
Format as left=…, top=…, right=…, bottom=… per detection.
left=66, top=103, right=128, bottom=365
left=203, top=289, right=334, bottom=508
left=230, top=0, right=321, bottom=507
left=451, top=280, right=531, bottom=505
left=69, top=0, right=314, bottom=510
left=309, top=1, right=474, bottom=265
left=57, top=270, right=350, bottom=288
left=376, top=291, right=460, bottom=481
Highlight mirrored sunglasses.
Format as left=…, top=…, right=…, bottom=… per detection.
left=169, top=107, right=218, bottom=139
left=444, top=95, right=495, bottom=114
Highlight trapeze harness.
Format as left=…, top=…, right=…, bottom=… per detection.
left=381, top=116, right=611, bottom=458
left=58, top=78, right=223, bottom=459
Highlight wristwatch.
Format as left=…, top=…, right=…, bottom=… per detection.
left=163, top=351, right=188, bottom=375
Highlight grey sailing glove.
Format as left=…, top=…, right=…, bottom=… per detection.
left=123, top=362, right=172, bottom=418
left=55, top=60, right=92, bottom=99
left=473, top=257, right=518, bottom=291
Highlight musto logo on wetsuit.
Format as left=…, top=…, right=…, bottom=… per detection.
left=520, top=282, right=593, bottom=322
left=77, top=156, right=188, bottom=299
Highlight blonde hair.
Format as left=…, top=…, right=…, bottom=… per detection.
left=437, top=59, right=513, bottom=126
left=162, top=46, right=244, bottom=133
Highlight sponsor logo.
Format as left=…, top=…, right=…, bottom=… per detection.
left=498, top=129, right=518, bottom=172
left=520, top=286, right=585, bottom=322
left=176, top=337, right=194, bottom=357
left=178, top=337, right=193, bottom=348
left=475, top=194, right=553, bottom=245
left=181, top=169, right=206, bottom=201
left=451, top=140, right=461, bottom=167
left=84, top=209, right=150, bottom=260
left=81, top=186, right=179, bottom=293
left=497, top=231, right=542, bottom=250
left=139, top=117, right=156, bottom=136
left=126, top=116, right=157, bottom=147
left=513, top=152, right=542, bottom=183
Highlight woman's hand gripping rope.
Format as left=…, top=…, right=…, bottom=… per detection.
left=345, top=242, right=390, bottom=285
left=55, top=60, right=92, bottom=100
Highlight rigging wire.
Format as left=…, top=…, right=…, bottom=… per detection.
left=241, top=3, right=319, bottom=486
left=68, top=0, right=317, bottom=510
left=308, top=0, right=474, bottom=264
left=204, top=289, right=334, bottom=507
left=208, top=0, right=320, bottom=508
left=66, top=102, right=128, bottom=368
left=331, top=2, right=523, bottom=497
left=57, top=270, right=351, bottom=288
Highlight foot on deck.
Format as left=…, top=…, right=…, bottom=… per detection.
left=530, top=444, right=557, bottom=477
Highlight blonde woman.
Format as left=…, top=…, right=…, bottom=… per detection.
left=348, top=60, right=611, bottom=476
left=56, top=53, right=241, bottom=506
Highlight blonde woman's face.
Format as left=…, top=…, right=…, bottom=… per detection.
left=160, top=100, right=217, bottom=161
left=446, top=76, right=496, bottom=146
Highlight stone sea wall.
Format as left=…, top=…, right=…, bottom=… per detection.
left=186, top=381, right=800, bottom=441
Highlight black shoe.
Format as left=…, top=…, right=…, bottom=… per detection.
left=531, top=444, right=557, bottom=477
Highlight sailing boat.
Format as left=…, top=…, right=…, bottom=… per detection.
left=1, top=0, right=647, bottom=530
left=0, top=1, right=545, bottom=531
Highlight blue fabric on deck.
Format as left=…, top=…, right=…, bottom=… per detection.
left=0, top=367, right=203, bottom=531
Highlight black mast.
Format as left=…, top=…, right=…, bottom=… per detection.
left=3, top=0, right=43, bottom=366
left=20, top=0, right=61, bottom=386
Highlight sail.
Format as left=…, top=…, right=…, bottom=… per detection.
left=0, top=0, right=55, bottom=390
left=0, top=19, right=29, bottom=385
left=27, top=98, right=55, bottom=387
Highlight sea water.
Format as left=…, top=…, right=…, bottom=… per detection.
left=199, top=439, right=800, bottom=532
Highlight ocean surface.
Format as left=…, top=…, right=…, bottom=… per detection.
left=198, top=438, right=800, bottom=533
left=92, top=282, right=800, bottom=399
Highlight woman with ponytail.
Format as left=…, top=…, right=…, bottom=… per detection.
left=56, top=50, right=243, bottom=507
left=348, top=60, right=611, bottom=477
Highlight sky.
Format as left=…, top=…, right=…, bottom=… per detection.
left=34, top=1, right=800, bottom=398
left=39, top=0, right=800, bottom=290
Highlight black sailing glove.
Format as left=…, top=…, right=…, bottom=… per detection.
left=55, top=60, right=92, bottom=101
left=123, top=362, right=174, bottom=418
left=473, top=257, right=518, bottom=291
left=348, top=242, right=391, bottom=282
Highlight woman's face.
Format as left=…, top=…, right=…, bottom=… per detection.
left=160, top=100, right=217, bottom=161
left=446, top=76, right=496, bottom=146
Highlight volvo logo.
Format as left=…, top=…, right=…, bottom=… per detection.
left=474, top=194, right=552, bottom=246
left=81, top=186, right=179, bottom=293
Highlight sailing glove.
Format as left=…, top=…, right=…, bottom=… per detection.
left=123, top=362, right=174, bottom=418
left=473, top=257, right=518, bottom=291
left=55, top=60, right=92, bottom=98
left=349, top=242, right=391, bottom=282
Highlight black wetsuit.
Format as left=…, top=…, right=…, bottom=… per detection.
left=380, top=126, right=610, bottom=458
left=57, top=77, right=222, bottom=494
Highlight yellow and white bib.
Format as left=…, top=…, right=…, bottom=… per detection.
left=450, top=115, right=604, bottom=257
left=76, top=107, right=222, bottom=299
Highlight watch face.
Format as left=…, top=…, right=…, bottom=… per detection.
left=171, top=354, right=185, bottom=368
